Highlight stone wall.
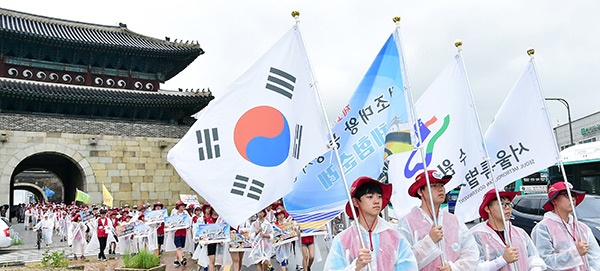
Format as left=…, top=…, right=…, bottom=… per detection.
left=0, top=113, right=200, bottom=208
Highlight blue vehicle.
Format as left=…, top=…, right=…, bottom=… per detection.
left=446, top=189, right=460, bottom=214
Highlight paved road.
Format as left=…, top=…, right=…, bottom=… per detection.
left=0, top=220, right=100, bottom=264
left=0, top=220, right=328, bottom=270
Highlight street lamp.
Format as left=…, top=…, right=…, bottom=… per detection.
left=545, top=97, right=574, bottom=147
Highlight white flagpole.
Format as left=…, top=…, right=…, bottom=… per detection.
left=291, top=11, right=372, bottom=270
left=455, top=40, right=516, bottom=271
left=394, top=16, right=447, bottom=264
left=527, top=48, right=589, bottom=269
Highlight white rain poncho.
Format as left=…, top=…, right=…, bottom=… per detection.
left=531, top=212, right=600, bottom=271
left=324, top=216, right=417, bottom=270
left=249, top=219, right=274, bottom=264
left=398, top=207, right=479, bottom=271
left=34, top=217, right=54, bottom=245
left=68, top=221, right=87, bottom=256
left=470, top=221, right=546, bottom=271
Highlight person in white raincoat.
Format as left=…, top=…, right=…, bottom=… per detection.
left=68, top=213, right=87, bottom=260
left=35, top=213, right=54, bottom=247
left=273, top=209, right=295, bottom=271
left=531, top=181, right=600, bottom=271
left=397, top=170, right=479, bottom=271
left=24, top=206, right=33, bottom=230
left=164, top=201, right=194, bottom=267
left=57, top=211, right=69, bottom=243
left=250, top=209, right=275, bottom=271
left=324, top=176, right=417, bottom=271
left=116, top=214, right=137, bottom=255
left=470, top=189, right=546, bottom=270
left=85, top=209, right=117, bottom=260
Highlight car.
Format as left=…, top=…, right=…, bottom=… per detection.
left=511, top=193, right=600, bottom=243
left=0, top=216, right=12, bottom=248
left=447, top=189, right=460, bottom=214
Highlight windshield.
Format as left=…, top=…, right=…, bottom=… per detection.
left=576, top=196, right=600, bottom=218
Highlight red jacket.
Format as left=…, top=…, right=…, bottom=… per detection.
left=97, top=217, right=110, bottom=238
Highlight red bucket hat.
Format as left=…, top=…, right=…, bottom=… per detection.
left=543, top=182, right=585, bottom=211
left=175, top=200, right=187, bottom=208
left=345, top=176, right=392, bottom=219
left=408, top=170, right=452, bottom=197
left=479, top=189, right=518, bottom=220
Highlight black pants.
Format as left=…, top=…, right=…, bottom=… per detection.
left=98, top=236, right=108, bottom=259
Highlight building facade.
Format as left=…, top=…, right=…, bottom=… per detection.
left=554, top=110, right=600, bottom=150
left=0, top=7, right=213, bottom=208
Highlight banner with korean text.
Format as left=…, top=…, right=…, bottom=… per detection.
left=454, top=58, right=559, bottom=222
left=389, top=54, right=486, bottom=219
left=168, top=25, right=329, bottom=227
left=284, top=28, right=413, bottom=233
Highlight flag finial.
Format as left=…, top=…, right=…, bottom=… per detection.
left=454, top=39, right=463, bottom=48
left=291, top=10, right=300, bottom=18
left=527, top=48, right=535, bottom=56
left=393, top=16, right=401, bottom=23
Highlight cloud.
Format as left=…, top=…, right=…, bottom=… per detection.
left=3, top=0, right=599, bottom=129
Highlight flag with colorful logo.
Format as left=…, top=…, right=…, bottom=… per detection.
left=167, top=25, right=329, bottom=227
left=102, top=184, right=113, bottom=207
left=284, top=28, right=413, bottom=234
left=454, top=58, right=560, bottom=222
left=388, top=54, right=486, bottom=219
left=75, top=188, right=90, bottom=203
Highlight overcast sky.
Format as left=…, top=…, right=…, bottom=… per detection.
left=3, top=1, right=599, bottom=130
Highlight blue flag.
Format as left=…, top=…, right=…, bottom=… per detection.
left=283, top=29, right=413, bottom=234
left=45, top=187, right=55, bottom=197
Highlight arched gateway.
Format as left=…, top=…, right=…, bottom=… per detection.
left=1, top=145, right=95, bottom=206
left=0, top=7, right=212, bottom=208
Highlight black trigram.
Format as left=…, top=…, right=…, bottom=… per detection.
left=292, top=124, right=303, bottom=159
left=230, top=175, right=264, bottom=201
left=196, top=128, right=220, bottom=161
left=265, top=67, right=296, bottom=99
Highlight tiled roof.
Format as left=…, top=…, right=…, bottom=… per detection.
left=0, top=7, right=203, bottom=55
left=0, top=78, right=213, bottom=108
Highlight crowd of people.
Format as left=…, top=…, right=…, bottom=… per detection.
left=9, top=169, right=600, bottom=271
left=11, top=199, right=320, bottom=271
left=324, top=170, right=600, bottom=271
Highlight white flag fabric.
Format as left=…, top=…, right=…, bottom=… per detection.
left=167, top=26, right=328, bottom=226
left=454, top=58, right=560, bottom=222
left=389, top=54, right=486, bottom=219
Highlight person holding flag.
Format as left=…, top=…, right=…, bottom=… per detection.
left=470, top=189, right=546, bottom=270
left=324, top=176, right=417, bottom=270
left=531, top=181, right=600, bottom=270
left=397, top=170, right=478, bottom=270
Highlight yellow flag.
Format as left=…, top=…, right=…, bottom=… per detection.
left=102, top=184, right=113, bottom=207
left=75, top=189, right=90, bottom=203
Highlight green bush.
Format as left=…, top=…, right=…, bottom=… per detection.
left=11, top=233, right=23, bottom=245
left=40, top=249, right=69, bottom=268
left=122, top=249, right=160, bottom=269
